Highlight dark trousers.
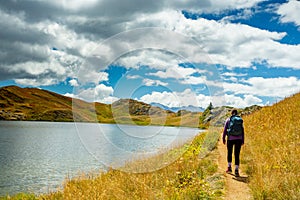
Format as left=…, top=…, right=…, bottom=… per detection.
left=227, top=139, right=243, bottom=165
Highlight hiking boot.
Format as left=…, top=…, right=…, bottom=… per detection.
left=235, top=169, right=240, bottom=177
left=226, top=167, right=232, bottom=173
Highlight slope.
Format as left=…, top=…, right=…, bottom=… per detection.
left=242, top=92, right=300, bottom=199
left=0, top=86, right=202, bottom=127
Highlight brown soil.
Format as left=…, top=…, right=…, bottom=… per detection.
left=217, top=135, right=252, bottom=200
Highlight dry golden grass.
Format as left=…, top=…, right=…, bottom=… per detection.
left=242, top=93, right=300, bottom=199
left=12, top=131, right=221, bottom=200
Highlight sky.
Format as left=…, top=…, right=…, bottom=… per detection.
left=0, top=0, right=300, bottom=109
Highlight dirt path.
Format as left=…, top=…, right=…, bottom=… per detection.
left=217, top=136, right=252, bottom=200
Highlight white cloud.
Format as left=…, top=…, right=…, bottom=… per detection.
left=1, top=0, right=299, bottom=109
left=72, top=84, right=115, bottom=103
left=202, top=0, right=264, bottom=13
left=277, top=0, right=300, bottom=27
left=100, top=96, right=120, bottom=104
left=220, top=8, right=254, bottom=22
left=14, top=78, right=57, bottom=86
left=140, top=88, right=211, bottom=108
left=221, top=72, right=247, bottom=77
left=115, top=50, right=180, bottom=70
left=42, top=22, right=99, bottom=58
left=181, top=76, right=207, bottom=85
left=126, top=10, right=300, bottom=69
left=196, top=93, right=215, bottom=108
left=69, top=79, right=79, bottom=87
left=11, top=58, right=69, bottom=86
left=143, top=78, right=168, bottom=86
left=148, top=66, right=197, bottom=79
left=139, top=88, right=264, bottom=108
left=126, top=75, right=141, bottom=80
left=244, top=94, right=263, bottom=105
left=0, top=9, right=95, bottom=86
left=140, top=91, right=180, bottom=108
left=77, top=71, right=109, bottom=84
left=64, top=92, right=76, bottom=98
left=224, top=94, right=262, bottom=108
left=94, top=84, right=114, bottom=99
left=223, top=76, right=300, bottom=98
left=221, top=72, right=248, bottom=82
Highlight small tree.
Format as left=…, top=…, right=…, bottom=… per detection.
left=207, top=102, right=213, bottom=111
left=199, top=102, right=214, bottom=128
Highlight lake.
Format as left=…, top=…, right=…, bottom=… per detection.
left=0, top=121, right=202, bottom=196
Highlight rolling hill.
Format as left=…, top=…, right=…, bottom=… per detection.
left=0, top=85, right=202, bottom=127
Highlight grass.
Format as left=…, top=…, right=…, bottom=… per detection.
left=242, top=93, right=300, bottom=199
left=2, top=130, right=223, bottom=200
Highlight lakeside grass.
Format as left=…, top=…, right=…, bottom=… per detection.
left=2, top=130, right=223, bottom=200
left=242, top=93, right=300, bottom=199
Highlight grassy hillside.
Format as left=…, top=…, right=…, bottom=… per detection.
left=243, top=93, right=300, bottom=199
left=0, top=86, right=202, bottom=128
left=0, top=85, right=101, bottom=122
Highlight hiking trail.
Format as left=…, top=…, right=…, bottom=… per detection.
left=217, top=135, right=252, bottom=200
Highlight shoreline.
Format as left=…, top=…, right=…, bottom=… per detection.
left=0, top=119, right=204, bottom=129
left=0, top=121, right=209, bottom=197
left=1, top=130, right=222, bottom=199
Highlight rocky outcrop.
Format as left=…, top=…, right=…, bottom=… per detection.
left=201, top=105, right=262, bottom=127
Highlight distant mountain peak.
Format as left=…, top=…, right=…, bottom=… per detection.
left=150, top=102, right=204, bottom=113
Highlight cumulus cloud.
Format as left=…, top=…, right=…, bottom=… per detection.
left=69, top=79, right=79, bottom=87
left=0, top=0, right=299, bottom=108
left=1, top=0, right=298, bottom=85
left=94, top=84, right=114, bottom=99
left=15, top=78, right=58, bottom=86
left=224, top=94, right=263, bottom=108
left=140, top=88, right=211, bottom=108
left=143, top=78, right=168, bottom=87
left=73, top=84, right=116, bottom=103
left=221, top=72, right=248, bottom=82
left=181, top=76, right=207, bottom=85
left=114, top=50, right=180, bottom=70
left=126, top=10, right=300, bottom=69
left=148, top=66, right=197, bottom=79
left=0, top=9, right=85, bottom=84
left=223, top=76, right=300, bottom=98
left=221, top=72, right=247, bottom=77
left=277, top=0, right=300, bottom=27
left=77, top=69, right=109, bottom=84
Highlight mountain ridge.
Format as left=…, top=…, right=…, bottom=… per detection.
left=0, top=85, right=202, bottom=127
left=0, top=85, right=263, bottom=128
left=150, top=102, right=204, bottom=113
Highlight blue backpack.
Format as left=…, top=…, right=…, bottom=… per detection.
left=227, top=115, right=243, bottom=136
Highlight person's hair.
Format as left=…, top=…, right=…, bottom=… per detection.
left=231, top=109, right=238, bottom=115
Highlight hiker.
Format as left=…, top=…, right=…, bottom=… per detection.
left=222, top=109, right=244, bottom=177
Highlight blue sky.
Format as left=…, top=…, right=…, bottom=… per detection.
left=0, top=0, right=299, bottom=108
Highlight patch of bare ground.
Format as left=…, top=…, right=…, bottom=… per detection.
left=217, top=134, right=252, bottom=200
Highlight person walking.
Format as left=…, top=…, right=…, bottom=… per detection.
left=222, top=109, right=244, bottom=177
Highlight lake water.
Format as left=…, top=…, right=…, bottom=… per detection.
left=0, top=121, right=202, bottom=196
